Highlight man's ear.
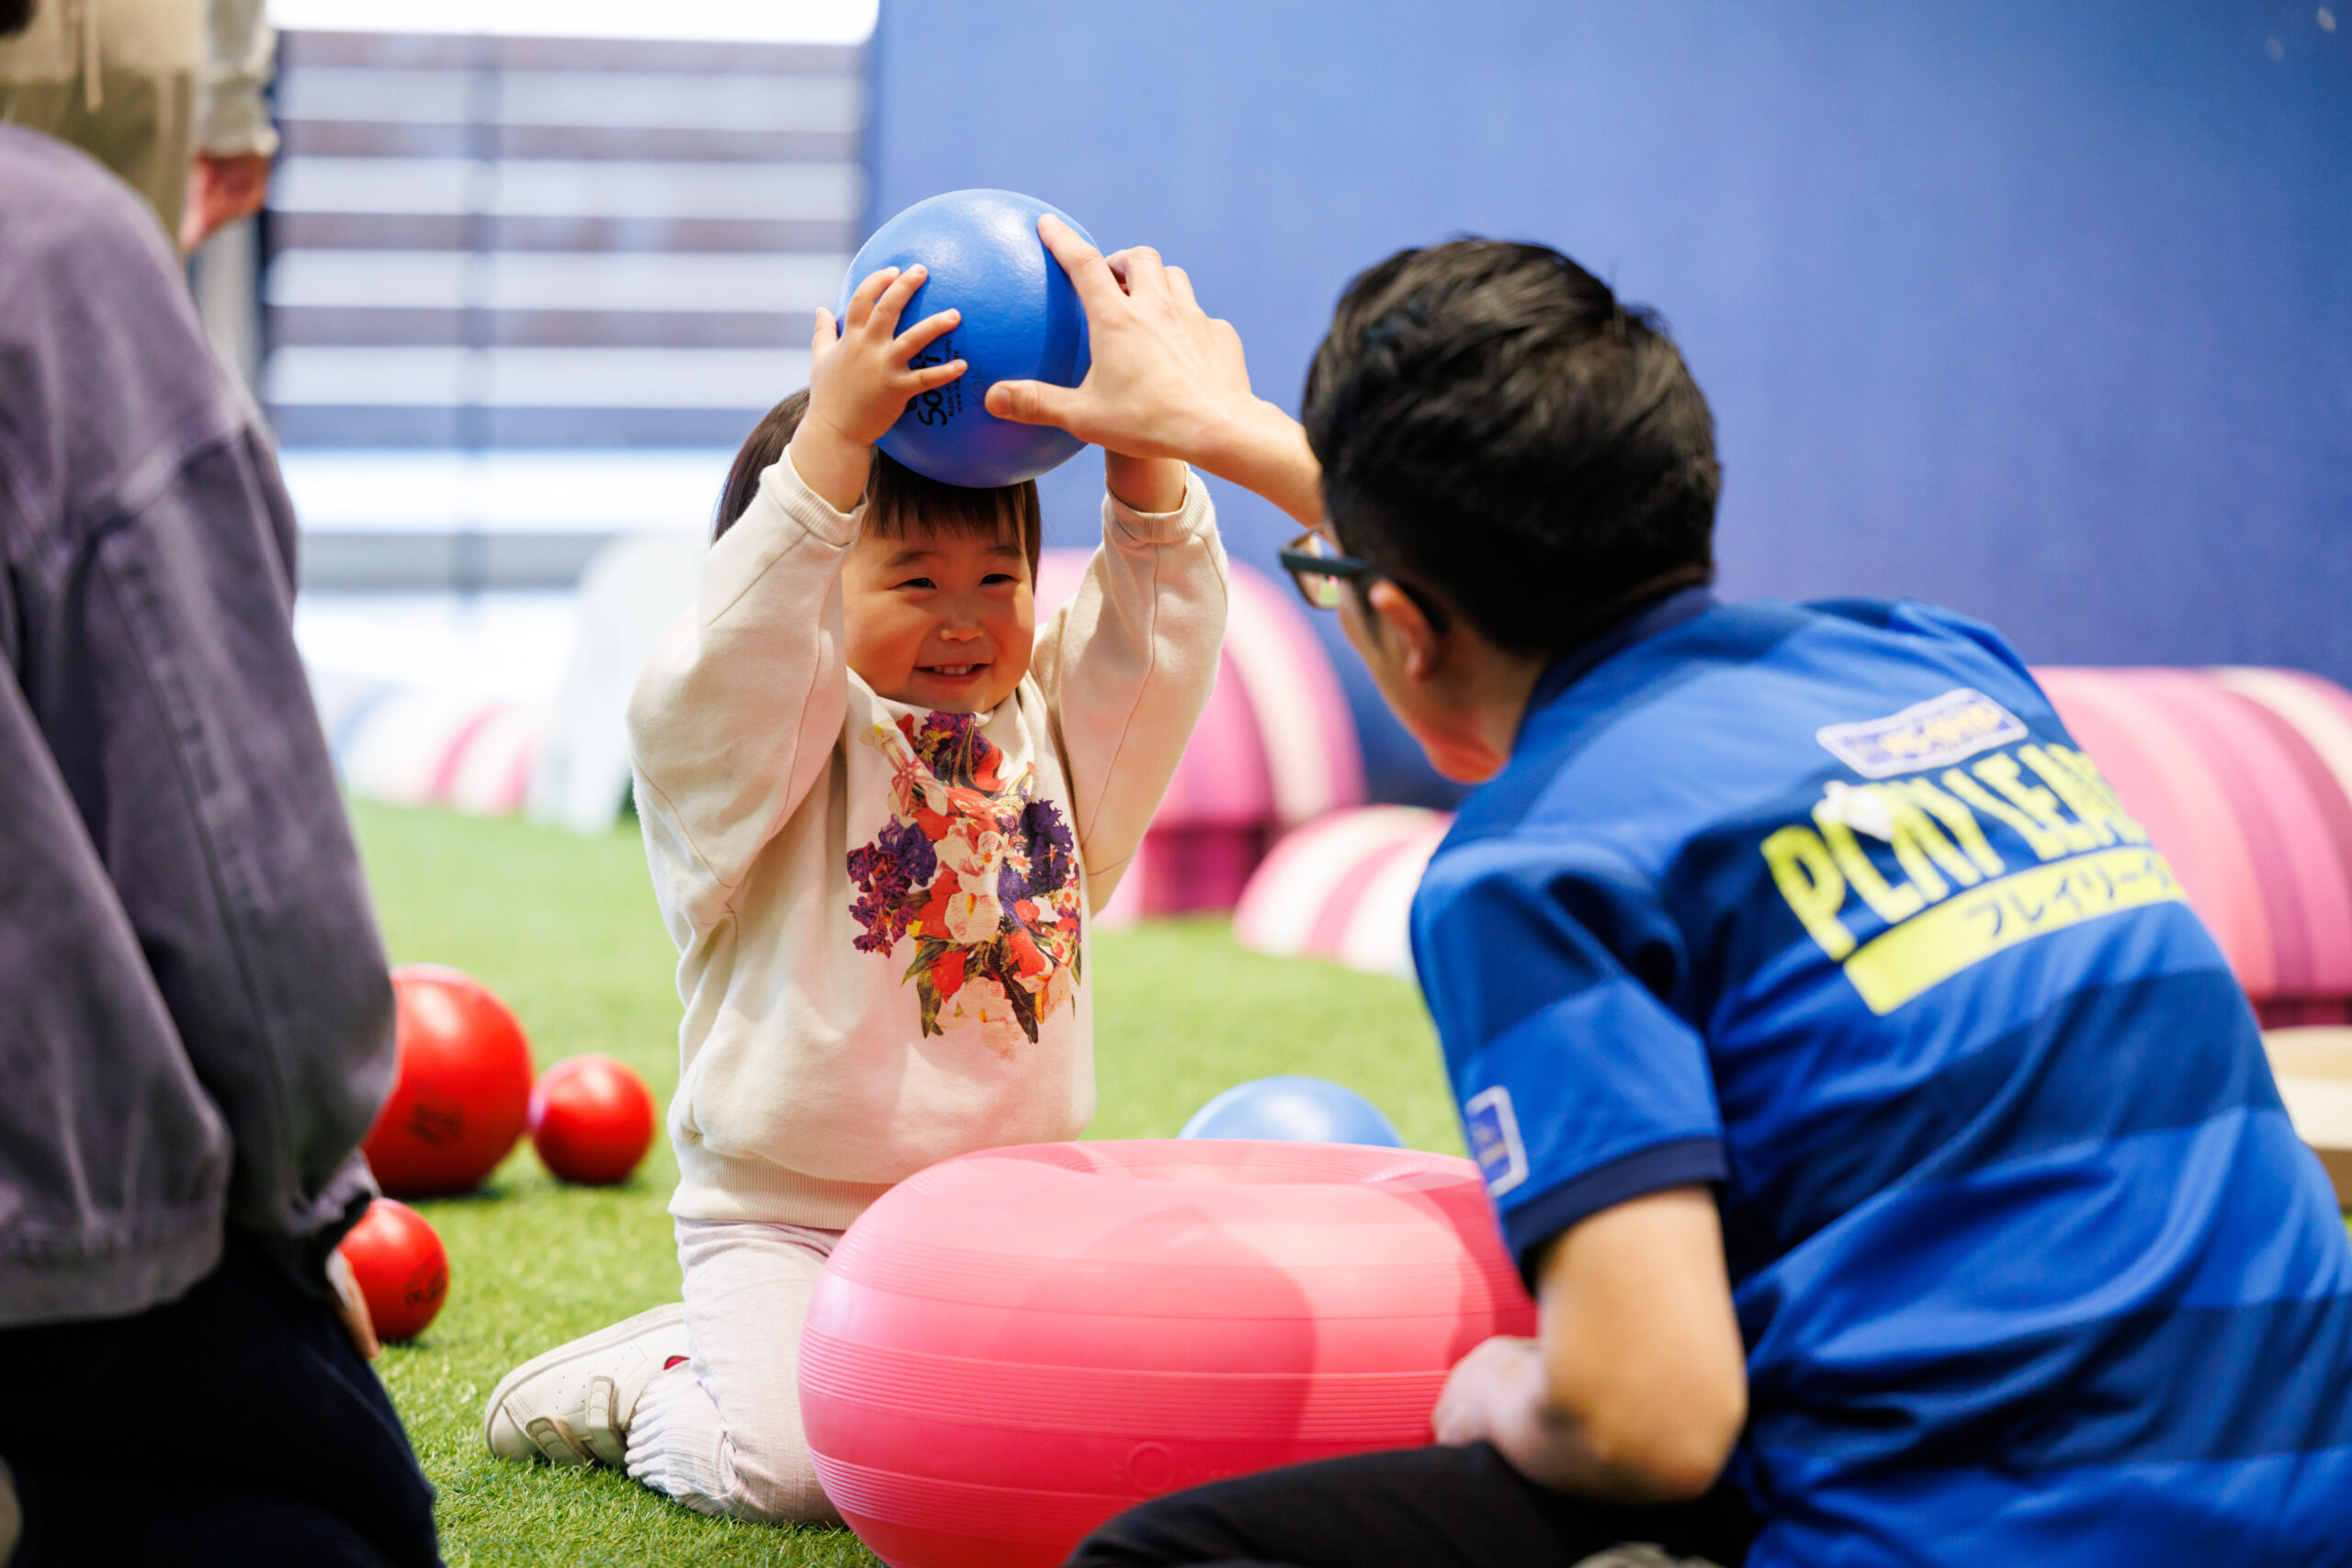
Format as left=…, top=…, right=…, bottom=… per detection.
left=1363, top=580, right=1444, bottom=683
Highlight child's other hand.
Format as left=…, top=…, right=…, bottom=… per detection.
left=794, top=265, right=966, bottom=512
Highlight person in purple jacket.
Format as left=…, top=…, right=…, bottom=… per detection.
left=0, top=3, right=439, bottom=1561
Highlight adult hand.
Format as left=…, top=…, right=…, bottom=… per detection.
left=1432, top=1333, right=1544, bottom=1448
left=986, top=218, right=1252, bottom=457
left=1438, top=1188, right=1746, bottom=1502
left=181, top=152, right=271, bottom=254
left=324, top=1247, right=381, bottom=1361
left=988, top=218, right=1326, bottom=526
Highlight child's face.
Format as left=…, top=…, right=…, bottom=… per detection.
left=842, top=519, right=1035, bottom=714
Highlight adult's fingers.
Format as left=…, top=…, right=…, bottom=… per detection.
left=1165, top=265, right=1202, bottom=310
left=986, top=377, right=1082, bottom=432
left=1119, top=243, right=1170, bottom=302
left=324, top=1251, right=380, bottom=1361
left=1037, top=215, right=1126, bottom=314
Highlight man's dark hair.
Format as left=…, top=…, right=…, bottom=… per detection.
left=1, top=0, right=34, bottom=37
left=1301, top=241, right=1720, bottom=657
left=714, top=389, right=1041, bottom=577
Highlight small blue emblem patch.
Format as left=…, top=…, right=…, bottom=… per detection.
left=1464, top=1086, right=1529, bottom=1196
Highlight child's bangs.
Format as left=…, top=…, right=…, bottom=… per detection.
left=866, top=450, right=1043, bottom=578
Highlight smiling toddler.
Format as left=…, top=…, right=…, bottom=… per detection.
left=481, top=263, right=1228, bottom=1522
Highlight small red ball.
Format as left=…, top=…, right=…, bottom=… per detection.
left=362, top=964, right=536, bottom=1198
left=528, top=1054, right=657, bottom=1186
left=336, top=1197, right=448, bottom=1343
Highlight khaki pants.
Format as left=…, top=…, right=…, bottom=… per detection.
left=0, top=0, right=201, bottom=243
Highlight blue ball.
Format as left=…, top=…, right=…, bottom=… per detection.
left=1178, top=1077, right=1407, bottom=1148
left=836, top=189, right=1094, bottom=489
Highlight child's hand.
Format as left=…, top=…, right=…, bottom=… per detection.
left=793, top=265, right=966, bottom=512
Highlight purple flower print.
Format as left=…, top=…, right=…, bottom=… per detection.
left=1021, top=800, right=1076, bottom=899
left=879, top=817, right=936, bottom=885
left=846, top=818, right=940, bottom=954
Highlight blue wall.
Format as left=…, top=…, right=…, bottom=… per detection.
left=868, top=1, right=2352, bottom=803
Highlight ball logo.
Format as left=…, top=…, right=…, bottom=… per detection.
left=404, top=1094, right=465, bottom=1148
left=1125, top=1442, right=1175, bottom=1494
left=405, top=1255, right=449, bottom=1312
left=909, top=333, right=967, bottom=426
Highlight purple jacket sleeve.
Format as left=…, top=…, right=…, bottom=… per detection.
left=0, top=129, right=393, bottom=1325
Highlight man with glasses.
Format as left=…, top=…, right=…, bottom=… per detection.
left=984, top=222, right=2352, bottom=1567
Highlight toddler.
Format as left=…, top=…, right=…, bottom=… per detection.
left=481, top=262, right=1227, bottom=1521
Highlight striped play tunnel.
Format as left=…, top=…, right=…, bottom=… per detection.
left=1237, top=667, right=2352, bottom=1021
left=1231, top=806, right=1453, bottom=977
left=2038, top=667, right=2352, bottom=1028
left=1034, top=550, right=1363, bottom=919
left=315, top=672, right=548, bottom=818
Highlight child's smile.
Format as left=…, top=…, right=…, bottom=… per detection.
left=842, top=524, right=1035, bottom=714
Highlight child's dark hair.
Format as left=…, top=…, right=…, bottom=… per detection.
left=1300, top=241, right=1719, bottom=657
left=714, top=389, right=1043, bottom=577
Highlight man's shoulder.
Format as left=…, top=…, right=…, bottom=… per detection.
left=0, top=125, right=196, bottom=378
left=0, top=126, right=176, bottom=274
left=1444, top=596, right=2050, bottom=866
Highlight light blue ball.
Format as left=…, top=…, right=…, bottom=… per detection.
left=835, top=188, right=1093, bottom=489
left=1178, top=1076, right=1407, bottom=1148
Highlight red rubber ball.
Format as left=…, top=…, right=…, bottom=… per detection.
left=336, top=1197, right=448, bottom=1343
left=361, top=964, right=536, bottom=1198
left=528, top=1054, right=657, bottom=1186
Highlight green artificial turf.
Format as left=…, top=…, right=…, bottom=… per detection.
left=348, top=799, right=1455, bottom=1566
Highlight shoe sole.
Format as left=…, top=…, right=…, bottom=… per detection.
left=483, top=1300, right=689, bottom=1462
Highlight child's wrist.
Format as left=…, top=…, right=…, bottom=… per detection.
left=788, top=413, right=873, bottom=514
left=1103, top=452, right=1187, bottom=514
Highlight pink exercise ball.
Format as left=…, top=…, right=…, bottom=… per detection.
left=800, top=1140, right=1535, bottom=1568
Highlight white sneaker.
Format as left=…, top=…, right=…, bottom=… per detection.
left=483, top=1302, right=691, bottom=1468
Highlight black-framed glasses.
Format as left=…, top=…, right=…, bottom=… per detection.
left=1277, top=530, right=1451, bottom=632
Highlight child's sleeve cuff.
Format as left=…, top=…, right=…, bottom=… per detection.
left=758, top=448, right=864, bottom=549
left=1103, top=468, right=1208, bottom=546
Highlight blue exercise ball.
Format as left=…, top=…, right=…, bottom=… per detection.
left=835, top=189, right=1093, bottom=489
left=1178, top=1077, right=1407, bottom=1148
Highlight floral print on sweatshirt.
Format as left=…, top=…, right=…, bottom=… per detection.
left=846, top=712, right=1082, bottom=1054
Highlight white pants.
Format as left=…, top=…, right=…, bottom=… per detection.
left=625, top=1218, right=842, bottom=1525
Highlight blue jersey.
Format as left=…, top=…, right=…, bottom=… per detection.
left=1411, top=589, right=2352, bottom=1567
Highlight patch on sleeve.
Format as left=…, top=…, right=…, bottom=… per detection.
left=1815, top=688, right=2026, bottom=780
left=1464, top=1086, right=1530, bottom=1196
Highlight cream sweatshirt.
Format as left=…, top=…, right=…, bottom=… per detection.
left=628, top=453, right=1227, bottom=1228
